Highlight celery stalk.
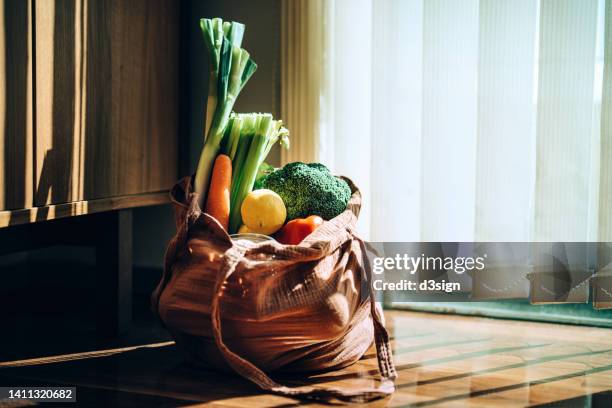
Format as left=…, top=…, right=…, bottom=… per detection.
left=220, top=115, right=242, bottom=160
left=227, top=117, right=243, bottom=160
left=228, top=136, right=267, bottom=233
left=230, top=114, right=257, bottom=185
left=226, top=113, right=290, bottom=233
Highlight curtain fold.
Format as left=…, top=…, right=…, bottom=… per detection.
left=475, top=0, right=538, bottom=243
left=600, top=0, right=612, bottom=244
left=534, top=0, right=600, bottom=243
left=595, top=0, right=612, bottom=308
left=279, top=0, right=325, bottom=164
left=421, top=0, right=479, bottom=242
left=370, top=0, right=423, bottom=242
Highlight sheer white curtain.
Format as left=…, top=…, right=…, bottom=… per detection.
left=281, top=0, right=611, bottom=244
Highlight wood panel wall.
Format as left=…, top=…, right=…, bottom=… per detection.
left=0, top=0, right=178, bottom=214
left=32, top=0, right=179, bottom=206
left=0, top=0, right=33, bottom=210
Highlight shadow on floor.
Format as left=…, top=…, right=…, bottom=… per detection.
left=0, top=343, right=262, bottom=406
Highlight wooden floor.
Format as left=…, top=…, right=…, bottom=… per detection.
left=1, top=310, right=611, bottom=407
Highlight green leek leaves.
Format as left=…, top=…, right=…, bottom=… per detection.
left=194, top=18, right=257, bottom=206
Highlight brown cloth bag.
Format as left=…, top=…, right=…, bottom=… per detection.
left=151, top=176, right=397, bottom=403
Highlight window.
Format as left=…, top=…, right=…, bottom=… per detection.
left=281, top=0, right=612, bottom=319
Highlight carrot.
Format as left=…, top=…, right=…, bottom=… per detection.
left=205, top=154, right=232, bottom=231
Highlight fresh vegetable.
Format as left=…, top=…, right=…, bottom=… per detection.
left=204, top=154, right=232, bottom=230
left=220, top=113, right=289, bottom=233
left=240, top=189, right=286, bottom=235
left=194, top=18, right=258, bottom=208
left=275, top=215, right=324, bottom=245
left=260, top=162, right=351, bottom=221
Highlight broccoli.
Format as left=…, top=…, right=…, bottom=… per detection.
left=253, top=162, right=276, bottom=190
left=260, top=162, right=352, bottom=221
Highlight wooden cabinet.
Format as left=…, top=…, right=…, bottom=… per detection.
left=0, top=0, right=34, bottom=211
left=0, top=0, right=180, bottom=335
left=0, top=0, right=178, bottom=225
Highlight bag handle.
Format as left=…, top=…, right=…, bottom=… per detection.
left=209, top=236, right=396, bottom=404
left=152, top=194, right=201, bottom=313
left=355, top=234, right=398, bottom=382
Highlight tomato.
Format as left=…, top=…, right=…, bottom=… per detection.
left=275, top=215, right=324, bottom=245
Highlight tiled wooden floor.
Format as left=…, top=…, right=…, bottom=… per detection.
left=1, top=310, right=611, bottom=407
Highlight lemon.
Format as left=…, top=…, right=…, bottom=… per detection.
left=241, top=189, right=287, bottom=235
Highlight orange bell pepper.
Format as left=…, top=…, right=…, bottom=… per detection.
left=275, top=215, right=324, bottom=245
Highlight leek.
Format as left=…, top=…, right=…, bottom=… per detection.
left=194, top=18, right=257, bottom=207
